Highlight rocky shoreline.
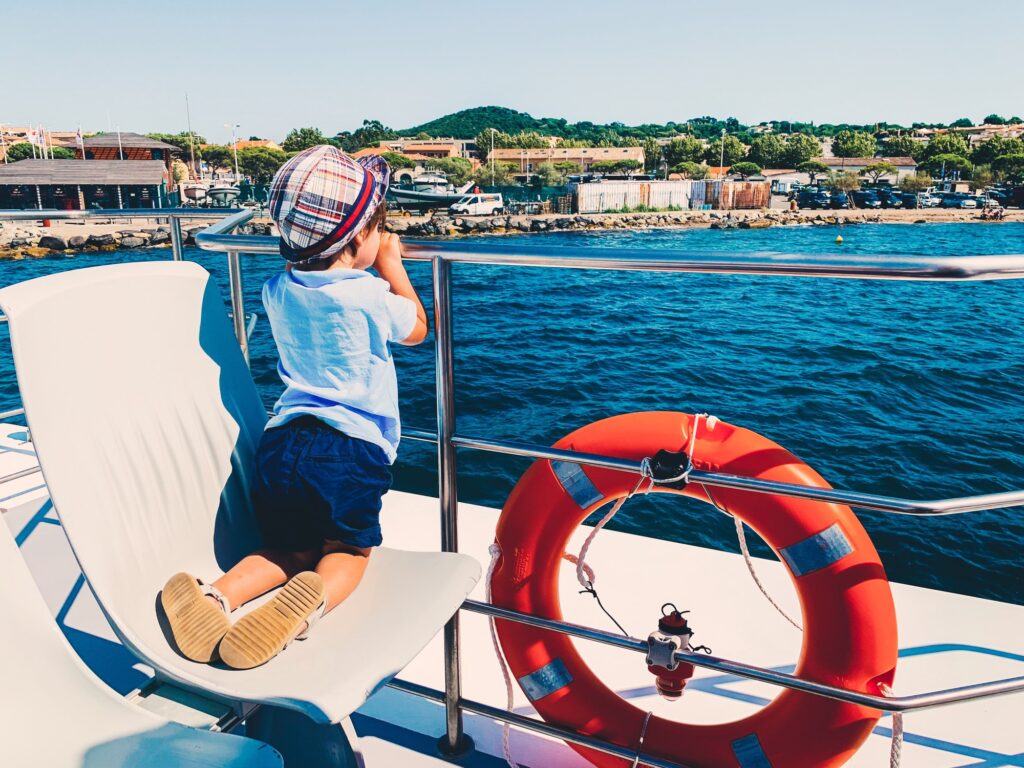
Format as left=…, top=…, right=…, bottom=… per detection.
left=0, top=207, right=1020, bottom=259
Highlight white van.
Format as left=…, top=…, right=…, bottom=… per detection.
left=449, top=193, right=504, bottom=216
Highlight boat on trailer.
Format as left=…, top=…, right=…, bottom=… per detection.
left=1, top=207, right=1024, bottom=768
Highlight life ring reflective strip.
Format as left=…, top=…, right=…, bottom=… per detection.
left=491, top=411, right=897, bottom=768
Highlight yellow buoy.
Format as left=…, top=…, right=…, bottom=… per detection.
left=835, top=235, right=844, bottom=244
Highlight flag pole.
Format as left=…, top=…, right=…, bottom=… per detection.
left=116, top=125, right=124, bottom=160
left=0, top=124, right=7, bottom=164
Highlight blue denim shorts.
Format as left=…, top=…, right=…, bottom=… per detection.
left=251, top=415, right=391, bottom=551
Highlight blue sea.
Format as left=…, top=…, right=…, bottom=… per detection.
left=1, top=223, right=1021, bottom=604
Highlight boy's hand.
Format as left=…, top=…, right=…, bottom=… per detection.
left=376, top=232, right=402, bottom=267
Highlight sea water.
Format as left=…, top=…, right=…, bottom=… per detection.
left=1, top=223, right=1021, bottom=603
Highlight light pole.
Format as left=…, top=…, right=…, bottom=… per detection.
left=226, top=123, right=241, bottom=184
left=719, top=128, right=726, bottom=179
left=489, top=128, right=496, bottom=186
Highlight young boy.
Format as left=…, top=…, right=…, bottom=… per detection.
left=161, top=146, right=427, bottom=669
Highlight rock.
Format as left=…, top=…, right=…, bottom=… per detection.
left=87, top=233, right=116, bottom=247
left=741, top=218, right=773, bottom=229
left=68, top=235, right=88, bottom=249
left=38, top=235, right=68, bottom=251
left=119, top=237, right=146, bottom=249
left=148, top=231, right=170, bottom=245
left=530, top=220, right=549, bottom=232
left=8, top=238, right=30, bottom=248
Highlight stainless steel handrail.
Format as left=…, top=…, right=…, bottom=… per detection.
left=464, top=600, right=1024, bottom=713
left=193, top=215, right=1024, bottom=281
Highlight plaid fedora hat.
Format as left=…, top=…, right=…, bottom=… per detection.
left=269, top=145, right=390, bottom=265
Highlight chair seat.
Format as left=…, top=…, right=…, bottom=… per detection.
left=122, top=547, right=480, bottom=724
left=1, top=517, right=282, bottom=768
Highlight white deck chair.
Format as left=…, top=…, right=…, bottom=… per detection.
left=0, top=520, right=283, bottom=767
left=0, top=261, right=480, bottom=726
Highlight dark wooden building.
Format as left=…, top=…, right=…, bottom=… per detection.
left=0, top=160, right=169, bottom=209
left=75, top=133, right=178, bottom=185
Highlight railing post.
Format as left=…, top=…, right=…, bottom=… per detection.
left=226, top=249, right=249, bottom=364
left=432, top=255, right=472, bottom=757
left=169, top=216, right=185, bottom=262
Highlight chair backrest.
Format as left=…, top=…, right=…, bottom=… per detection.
left=0, top=262, right=267, bottom=654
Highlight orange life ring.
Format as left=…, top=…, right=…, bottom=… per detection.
left=491, top=411, right=897, bottom=767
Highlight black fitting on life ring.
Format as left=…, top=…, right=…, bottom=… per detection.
left=650, top=449, right=693, bottom=489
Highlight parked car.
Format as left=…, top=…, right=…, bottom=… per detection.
left=449, top=193, right=504, bottom=216
left=851, top=190, right=881, bottom=209
left=829, top=191, right=850, bottom=209
left=940, top=194, right=977, bottom=209
left=877, top=189, right=903, bottom=208
left=916, top=193, right=940, bottom=208
left=899, top=193, right=920, bottom=209
left=797, top=188, right=830, bottom=209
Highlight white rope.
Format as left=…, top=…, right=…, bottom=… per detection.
left=630, top=710, right=654, bottom=768
left=729, top=510, right=802, bottom=631
left=486, top=543, right=520, bottom=768
left=879, top=683, right=903, bottom=768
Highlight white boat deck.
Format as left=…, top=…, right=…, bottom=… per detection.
left=3, top=423, right=1022, bottom=767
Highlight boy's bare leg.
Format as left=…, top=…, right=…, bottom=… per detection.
left=316, top=540, right=372, bottom=613
left=211, top=547, right=320, bottom=610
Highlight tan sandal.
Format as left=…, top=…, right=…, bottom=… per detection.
left=160, top=572, right=232, bottom=663
left=219, top=571, right=326, bottom=670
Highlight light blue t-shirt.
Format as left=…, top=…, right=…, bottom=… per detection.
left=262, top=268, right=418, bottom=463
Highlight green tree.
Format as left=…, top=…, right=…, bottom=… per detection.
left=861, top=162, right=897, bottom=184
left=983, top=114, right=1006, bottom=125
left=426, top=157, right=473, bottom=186
left=899, top=173, right=933, bottom=193
left=202, top=145, right=234, bottom=173
left=704, top=135, right=747, bottom=165
left=553, top=161, right=582, bottom=175
left=534, top=161, right=566, bottom=186
left=796, top=159, right=830, bottom=184
left=970, top=165, right=995, bottom=190
left=922, top=153, right=971, bottom=179
left=949, top=118, right=974, bottom=128
left=921, top=132, right=970, bottom=161
left=827, top=171, right=861, bottom=193
left=380, top=151, right=416, bottom=169
left=782, top=133, right=822, bottom=166
left=415, top=131, right=432, bottom=140
left=831, top=130, right=876, bottom=158
left=641, top=137, right=662, bottom=173
left=670, top=161, right=709, bottom=179
left=146, top=132, right=204, bottom=156
left=282, top=127, right=328, bottom=152
left=471, top=160, right=518, bottom=187
left=172, top=159, right=189, bottom=184
left=971, top=136, right=1024, bottom=165
left=237, top=146, right=289, bottom=183
left=747, top=134, right=786, bottom=168
left=729, top=161, right=762, bottom=179
left=880, top=134, right=921, bottom=159
left=992, top=153, right=1024, bottom=183
left=47, top=146, right=75, bottom=159
left=613, top=159, right=643, bottom=176
left=663, top=135, right=705, bottom=166
left=590, top=160, right=619, bottom=173
left=4, top=143, right=37, bottom=161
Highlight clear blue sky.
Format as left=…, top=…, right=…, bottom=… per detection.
left=4, top=0, right=1022, bottom=142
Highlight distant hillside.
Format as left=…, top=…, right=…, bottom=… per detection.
left=399, top=106, right=543, bottom=138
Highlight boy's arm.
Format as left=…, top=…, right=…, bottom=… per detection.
left=375, top=233, right=428, bottom=345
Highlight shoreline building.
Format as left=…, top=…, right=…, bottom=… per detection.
left=376, top=138, right=476, bottom=159
left=489, top=147, right=646, bottom=180
left=0, top=160, right=169, bottom=209
left=76, top=133, right=178, bottom=187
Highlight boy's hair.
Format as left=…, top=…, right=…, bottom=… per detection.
left=293, top=203, right=388, bottom=272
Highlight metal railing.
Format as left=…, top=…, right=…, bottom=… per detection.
left=0, top=208, right=244, bottom=264
left=5, top=207, right=1024, bottom=764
